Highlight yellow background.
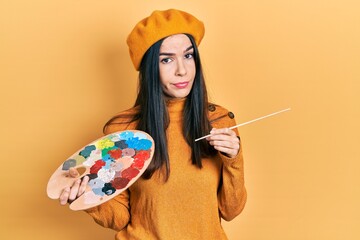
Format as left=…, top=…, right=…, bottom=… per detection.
left=1, top=0, right=359, bottom=239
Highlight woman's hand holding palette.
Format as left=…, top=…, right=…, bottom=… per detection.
left=47, top=130, right=154, bottom=211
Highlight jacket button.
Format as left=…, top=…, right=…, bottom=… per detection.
left=228, top=112, right=235, bottom=119
left=208, top=105, right=216, bottom=112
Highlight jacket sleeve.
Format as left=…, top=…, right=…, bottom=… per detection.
left=210, top=106, right=247, bottom=221
left=85, top=190, right=131, bottom=231
left=217, top=145, right=247, bottom=221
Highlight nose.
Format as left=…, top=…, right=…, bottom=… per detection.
left=175, top=59, right=187, bottom=76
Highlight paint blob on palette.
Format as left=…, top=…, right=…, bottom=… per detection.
left=47, top=130, right=154, bottom=211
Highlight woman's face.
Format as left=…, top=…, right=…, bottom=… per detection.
left=159, top=34, right=196, bottom=99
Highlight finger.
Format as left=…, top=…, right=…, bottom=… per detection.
left=209, top=139, right=240, bottom=151
left=207, top=132, right=240, bottom=145
left=207, top=134, right=240, bottom=143
left=77, top=176, right=89, bottom=197
left=69, top=167, right=80, bottom=178
left=59, top=187, right=70, bottom=205
left=208, top=134, right=240, bottom=154
left=69, top=179, right=81, bottom=201
left=213, top=145, right=238, bottom=158
left=210, top=128, right=237, bottom=137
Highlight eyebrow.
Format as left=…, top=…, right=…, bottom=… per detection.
left=159, top=46, right=194, bottom=56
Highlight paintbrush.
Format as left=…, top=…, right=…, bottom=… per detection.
left=195, top=108, right=291, bottom=142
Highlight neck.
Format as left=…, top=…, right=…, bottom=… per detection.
left=166, top=97, right=186, bottom=121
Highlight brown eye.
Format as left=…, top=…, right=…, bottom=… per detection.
left=160, top=58, right=172, bottom=64
left=185, top=53, right=193, bottom=59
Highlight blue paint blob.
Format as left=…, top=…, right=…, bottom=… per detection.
left=126, top=137, right=152, bottom=150
left=102, top=154, right=113, bottom=162
left=62, top=159, right=76, bottom=170
left=134, top=132, right=148, bottom=139
left=88, top=178, right=105, bottom=189
left=79, top=145, right=96, bottom=158
left=102, top=183, right=116, bottom=196
left=103, top=160, right=113, bottom=170
left=115, top=140, right=128, bottom=149
left=120, top=131, right=134, bottom=140
left=92, top=188, right=105, bottom=196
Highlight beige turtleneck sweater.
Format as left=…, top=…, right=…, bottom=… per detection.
left=86, top=98, right=247, bottom=240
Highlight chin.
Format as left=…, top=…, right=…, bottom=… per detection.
left=164, top=89, right=191, bottom=99
left=173, top=91, right=191, bottom=99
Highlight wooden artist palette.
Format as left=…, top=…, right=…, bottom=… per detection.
left=47, top=130, right=154, bottom=211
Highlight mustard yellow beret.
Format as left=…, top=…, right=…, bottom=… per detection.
left=127, top=9, right=205, bottom=71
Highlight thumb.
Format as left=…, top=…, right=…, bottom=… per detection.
left=69, top=167, right=80, bottom=178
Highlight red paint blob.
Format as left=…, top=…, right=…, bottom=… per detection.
left=111, top=177, right=130, bottom=189
left=134, top=150, right=150, bottom=162
left=121, top=167, right=140, bottom=180
left=131, top=159, right=145, bottom=169
left=90, top=160, right=106, bottom=174
left=108, top=149, right=122, bottom=159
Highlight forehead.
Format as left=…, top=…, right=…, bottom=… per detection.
left=160, top=34, right=193, bottom=51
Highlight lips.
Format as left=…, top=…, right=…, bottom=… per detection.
left=173, top=82, right=189, bottom=89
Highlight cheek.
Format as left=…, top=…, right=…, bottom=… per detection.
left=159, top=74, right=171, bottom=89
left=159, top=68, right=168, bottom=86
left=187, top=61, right=196, bottom=77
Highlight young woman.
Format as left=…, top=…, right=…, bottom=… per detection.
left=59, top=9, right=247, bottom=240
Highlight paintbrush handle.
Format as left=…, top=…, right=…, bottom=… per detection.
left=228, top=108, right=291, bottom=130
left=194, top=108, right=291, bottom=142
